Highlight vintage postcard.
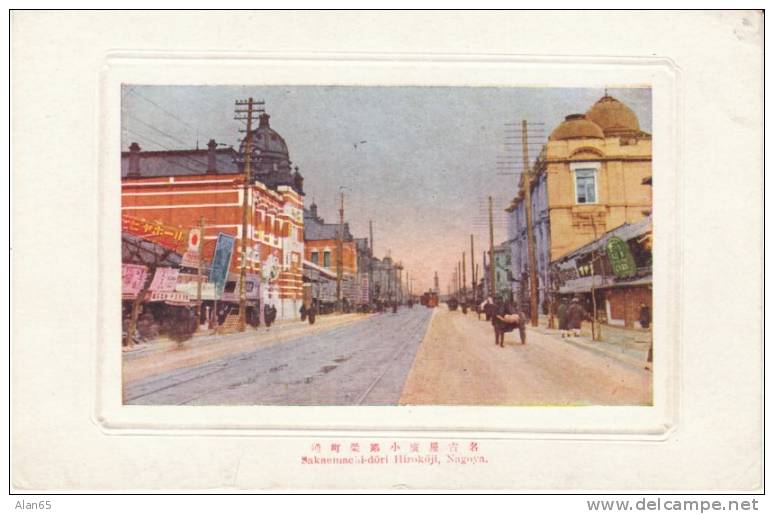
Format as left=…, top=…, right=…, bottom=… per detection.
left=11, top=11, right=762, bottom=492
left=119, top=85, right=654, bottom=408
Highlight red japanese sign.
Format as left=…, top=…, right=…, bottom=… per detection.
left=122, top=214, right=186, bottom=250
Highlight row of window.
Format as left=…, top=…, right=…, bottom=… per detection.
left=310, top=250, right=332, bottom=268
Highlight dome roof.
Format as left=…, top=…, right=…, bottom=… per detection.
left=549, top=114, right=604, bottom=141
left=585, top=95, right=640, bottom=136
left=238, top=113, right=289, bottom=158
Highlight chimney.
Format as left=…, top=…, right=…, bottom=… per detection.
left=309, top=202, right=318, bottom=219
left=207, top=139, right=218, bottom=173
left=127, top=142, right=141, bottom=177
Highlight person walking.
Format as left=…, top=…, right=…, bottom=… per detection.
left=639, top=303, right=651, bottom=329
left=566, top=297, right=587, bottom=338
left=556, top=298, right=569, bottom=338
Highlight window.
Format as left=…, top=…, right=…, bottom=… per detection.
left=323, top=251, right=331, bottom=268
left=574, top=168, right=597, bottom=204
left=310, top=251, right=319, bottom=265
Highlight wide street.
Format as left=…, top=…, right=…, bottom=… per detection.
left=124, top=307, right=432, bottom=406
left=123, top=305, right=651, bottom=406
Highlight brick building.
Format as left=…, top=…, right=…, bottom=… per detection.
left=302, top=202, right=359, bottom=306
left=121, top=111, right=305, bottom=320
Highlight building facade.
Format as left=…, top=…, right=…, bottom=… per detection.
left=121, top=111, right=306, bottom=321
left=551, top=215, right=652, bottom=328
left=302, top=202, right=360, bottom=306
left=506, top=94, right=652, bottom=309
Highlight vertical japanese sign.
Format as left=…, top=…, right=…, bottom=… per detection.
left=208, top=233, right=235, bottom=294
left=121, top=264, right=148, bottom=298
left=148, top=267, right=180, bottom=293
left=606, top=236, right=637, bottom=278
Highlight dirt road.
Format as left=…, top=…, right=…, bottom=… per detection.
left=399, top=306, right=652, bottom=406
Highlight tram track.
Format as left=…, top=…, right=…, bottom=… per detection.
left=123, top=307, right=434, bottom=406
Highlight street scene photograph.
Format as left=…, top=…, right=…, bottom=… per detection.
left=120, top=85, right=653, bottom=407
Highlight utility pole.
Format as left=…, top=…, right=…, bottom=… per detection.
left=457, top=261, right=461, bottom=297
left=462, top=251, right=467, bottom=301
left=590, top=215, right=600, bottom=341
left=488, top=196, right=496, bottom=301
left=368, top=220, right=374, bottom=305
left=196, top=215, right=205, bottom=324
left=470, top=234, right=475, bottom=303
left=336, top=190, right=345, bottom=312
left=235, top=97, right=260, bottom=332
left=521, top=119, right=539, bottom=327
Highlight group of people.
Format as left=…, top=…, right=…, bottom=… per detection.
left=555, top=297, right=589, bottom=338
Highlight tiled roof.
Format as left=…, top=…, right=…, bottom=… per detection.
left=121, top=148, right=240, bottom=178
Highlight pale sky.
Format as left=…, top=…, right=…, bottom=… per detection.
left=122, top=85, right=651, bottom=294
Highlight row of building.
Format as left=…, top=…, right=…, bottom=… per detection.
left=488, top=94, right=653, bottom=329
left=121, top=109, right=403, bottom=329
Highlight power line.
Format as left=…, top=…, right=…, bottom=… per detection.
left=121, top=128, right=208, bottom=174
left=123, top=114, right=210, bottom=169
left=126, top=88, right=201, bottom=133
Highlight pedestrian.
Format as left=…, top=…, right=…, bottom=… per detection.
left=639, top=303, right=651, bottom=330
left=566, top=297, right=587, bottom=337
left=557, top=298, right=569, bottom=338
left=264, top=303, right=277, bottom=330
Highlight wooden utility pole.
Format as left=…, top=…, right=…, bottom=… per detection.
left=462, top=251, right=467, bottom=301
left=336, top=190, right=345, bottom=312
left=475, top=263, right=479, bottom=297
left=488, top=196, right=496, bottom=301
left=457, top=261, right=462, bottom=296
left=235, top=97, right=259, bottom=332
left=470, top=234, right=475, bottom=302
left=195, top=216, right=205, bottom=324
left=590, top=215, right=600, bottom=341
left=521, top=120, right=539, bottom=327
left=368, top=220, right=374, bottom=304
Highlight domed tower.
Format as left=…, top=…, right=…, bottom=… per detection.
left=237, top=111, right=304, bottom=194
left=548, top=114, right=605, bottom=141
left=585, top=95, right=641, bottom=138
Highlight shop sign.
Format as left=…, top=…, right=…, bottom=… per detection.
left=175, top=281, right=218, bottom=301
left=122, top=214, right=186, bottom=250
left=148, top=267, right=179, bottom=293
left=122, top=263, right=148, bottom=298
left=262, top=252, right=281, bottom=282
left=148, top=291, right=191, bottom=305
left=181, top=250, right=200, bottom=268
left=208, top=233, right=235, bottom=293
left=188, top=228, right=201, bottom=252
left=606, top=236, right=637, bottom=278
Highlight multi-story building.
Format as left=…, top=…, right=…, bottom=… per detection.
left=121, top=110, right=305, bottom=320
left=506, top=94, right=652, bottom=309
left=302, top=202, right=359, bottom=306
left=371, top=256, right=402, bottom=304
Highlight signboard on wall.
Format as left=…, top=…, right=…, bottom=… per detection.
left=121, top=263, right=148, bottom=298
left=606, top=236, right=637, bottom=278
left=208, top=233, right=235, bottom=293
left=148, top=267, right=179, bottom=293
left=121, top=214, right=186, bottom=250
